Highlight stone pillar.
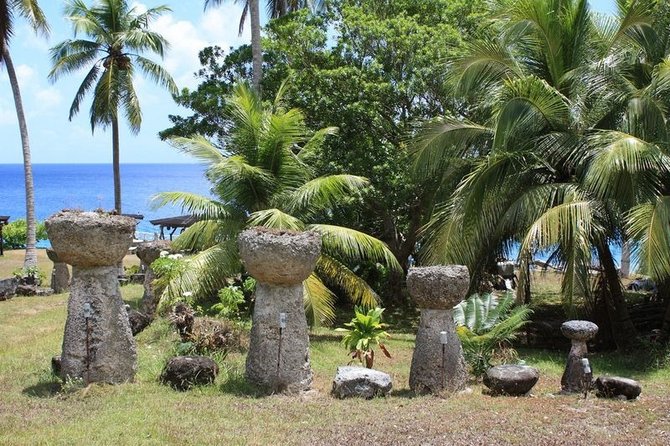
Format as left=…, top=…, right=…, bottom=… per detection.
left=560, top=320, right=598, bottom=393
left=408, top=265, right=470, bottom=395
left=135, top=240, right=172, bottom=318
left=46, top=211, right=137, bottom=384
left=238, top=228, right=321, bottom=393
left=47, top=249, right=70, bottom=293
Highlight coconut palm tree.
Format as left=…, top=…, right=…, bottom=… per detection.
left=412, top=0, right=662, bottom=349
left=1, top=1, right=49, bottom=269
left=48, top=0, right=178, bottom=213
left=154, top=82, right=400, bottom=325
left=203, top=0, right=317, bottom=93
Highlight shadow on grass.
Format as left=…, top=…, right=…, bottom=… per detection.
left=22, top=380, right=61, bottom=398
left=218, top=372, right=265, bottom=398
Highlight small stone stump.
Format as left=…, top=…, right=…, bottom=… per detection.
left=46, top=211, right=137, bottom=384
left=135, top=240, right=172, bottom=318
left=595, top=376, right=642, bottom=400
left=483, top=365, right=539, bottom=396
left=160, top=356, right=219, bottom=391
left=239, top=228, right=321, bottom=393
left=47, top=249, right=70, bottom=293
left=560, top=320, right=598, bottom=393
left=407, top=265, right=469, bottom=395
left=332, top=366, right=392, bottom=399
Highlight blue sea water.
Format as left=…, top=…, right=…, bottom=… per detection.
left=0, top=164, right=211, bottom=243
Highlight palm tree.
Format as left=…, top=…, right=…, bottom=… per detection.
left=154, top=82, right=400, bottom=325
left=413, top=0, right=657, bottom=349
left=203, top=0, right=316, bottom=93
left=1, top=1, right=49, bottom=269
left=49, top=0, right=178, bottom=213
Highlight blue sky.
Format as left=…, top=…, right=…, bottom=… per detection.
left=1, top=0, right=616, bottom=164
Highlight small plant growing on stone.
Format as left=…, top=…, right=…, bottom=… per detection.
left=337, top=306, right=391, bottom=368
left=453, top=292, right=532, bottom=378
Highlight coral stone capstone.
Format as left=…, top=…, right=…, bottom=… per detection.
left=561, top=320, right=599, bottom=341
left=238, top=228, right=321, bottom=285
left=406, top=265, right=470, bottom=309
left=45, top=211, right=136, bottom=267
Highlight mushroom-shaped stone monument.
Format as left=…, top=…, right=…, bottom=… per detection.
left=560, top=320, right=598, bottom=393
left=238, top=228, right=321, bottom=393
left=47, top=248, right=70, bottom=293
left=46, top=211, right=137, bottom=384
left=135, top=239, right=172, bottom=317
left=407, top=265, right=469, bottom=394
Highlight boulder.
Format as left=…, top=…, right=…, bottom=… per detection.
left=126, top=306, right=150, bottom=336
left=483, top=365, right=540, bottom=396
left=0, top=277, right=18, bottom=301
left=160, top=356, right=219, bottom=391
left=332, top=366, right=392, bottom=399
left=595, top=376, right=642, bottom=400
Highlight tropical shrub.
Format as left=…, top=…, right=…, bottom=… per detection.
left=212, top=285, right=246, bottom=318
left=337, top=306, right=391, bottom=369
left=2, top=219, right=47, bottom=249
left=454, top=292, right=532, bottom=377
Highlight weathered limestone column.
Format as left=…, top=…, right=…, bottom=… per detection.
left=135, top=240, right=171, bottom=317
left=47, top=249, right=70, bottom=293
left=561, top=320, right=598, bottom=393
left=46, top=211, right=137, bottom=384
left=408, top=265, right=470, bottom=394
left=238, top=228, right=321, bottom=393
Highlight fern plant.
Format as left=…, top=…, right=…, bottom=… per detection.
left=454, top=292, right=532, bottom=377
left=337, top=306, right=392, bottom=369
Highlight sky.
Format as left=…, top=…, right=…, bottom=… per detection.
left=0, top=0, right=616, bottom=164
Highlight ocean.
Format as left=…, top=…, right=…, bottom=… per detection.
left=0, top=164, right=211, bottom=243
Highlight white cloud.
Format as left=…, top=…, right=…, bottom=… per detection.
left=35, top=87, right=62, bottom=108
left=16, top=65, right=35, bottom=88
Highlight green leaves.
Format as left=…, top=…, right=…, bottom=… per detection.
left=337, top=306, right=391, bottom=368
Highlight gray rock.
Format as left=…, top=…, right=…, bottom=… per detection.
left=240, top=228, right=320, bottom=393
left=561, top=320, right=598, bottom=341
left=496, top=261, right=515, bottom=278
left=483, top=365, right=540, bottom=396
left=408, top=265, right=469, bottom=395
left=409, top=309, right=467, bottom=394
left=47, top=211, right=137, bottom=384
left=0, top=277, right=18, bottom=301
left=60, top=266, right=137, bottom=383
left=595, top=376, right=642, bottom=400
left=45, top=211, right=136, bottom=267
left=126, top=306, right=150, bottom=336
left=238, top=228, right=321, bottom=286
left=406, top=265, right=469, bottom=309
left=332, top=366, right=392, bottom=399
left=47, top=249, right=70, bottom=293
left=560, top=320, right=598, bottom=393
left=160, top=356, right=219, bottom=391
left=135, top=240, right=172, bottom=317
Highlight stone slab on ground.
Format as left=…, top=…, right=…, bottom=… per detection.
left=483, top=364, right=540, bottom=396
left=160, top=356, right=219, bottom=391
left=595, top=376, right=642, bottom=400
left=0, top=277, right=18, bottom=301
left=332, top=366, right=392, bottom=399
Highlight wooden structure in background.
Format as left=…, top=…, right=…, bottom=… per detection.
left=0, top=216, right=9, bottom=256
left=149, top=215, right=197, bottom=240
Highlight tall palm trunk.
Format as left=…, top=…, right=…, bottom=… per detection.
left=112, top=115, right=122, bottom=213
left=249, top=0, right=262, bottom=93
left=596, top=242, right=637, bottom=350
left=3, top=48, right=37, bottom=269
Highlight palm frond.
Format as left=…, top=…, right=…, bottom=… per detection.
left=303, top=274, right=336, bottom=326
left=316, top=254, right=380, bottom=308
left=247, top=208, right=305, bottom=231
left=309, top=224, right=400, bottom=271
left=627, top=197, right=670, bottom=281
left=285, top=174, right=368, bottom=214
left=150, top=191, right=230, bottom=222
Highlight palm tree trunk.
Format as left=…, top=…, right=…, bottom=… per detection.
left=249, top=0, right=263, bottom=93
left=112, top=115, right=122, bottom=213
left=596, top=242, right=637, bottom=349
left=3, top=48, right=37, bottom=269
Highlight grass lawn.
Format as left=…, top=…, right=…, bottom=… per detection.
left=1, top=283, right=670, bottom=445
